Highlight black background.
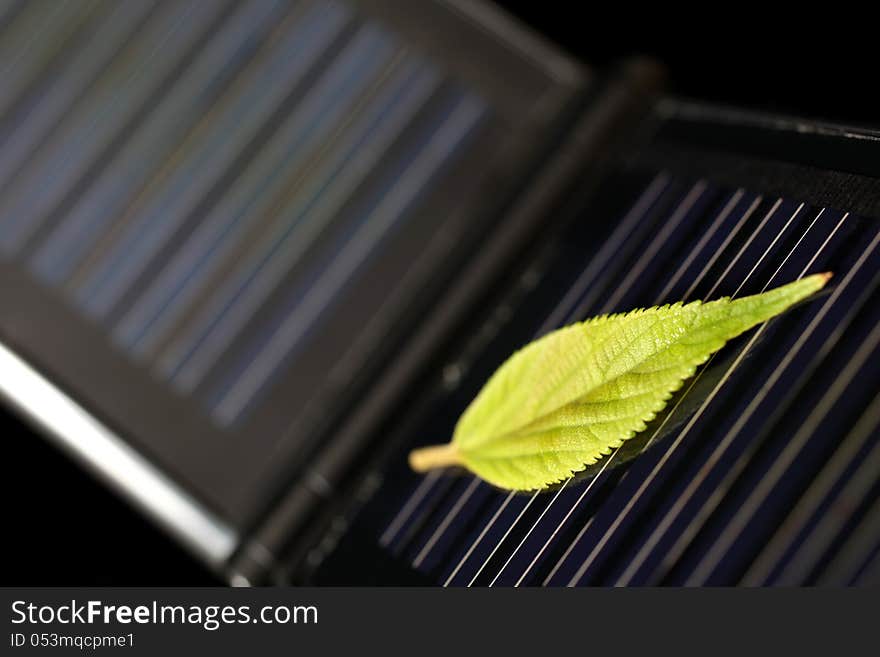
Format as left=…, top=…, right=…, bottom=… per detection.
left=498, top=3, right=879, bottom=128
left=3, top=3, right=877, bottom=585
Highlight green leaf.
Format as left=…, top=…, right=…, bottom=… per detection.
left=409, top=273, right=831, bottom=491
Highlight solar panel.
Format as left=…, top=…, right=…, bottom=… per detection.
left=299, top=107, right=880, bottom=586
left=0, top=0, right=586, bottom=567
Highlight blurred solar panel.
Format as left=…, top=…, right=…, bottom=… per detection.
left=0, top=0, right=586, bottom=568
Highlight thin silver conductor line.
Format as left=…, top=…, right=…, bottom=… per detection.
left=541, top=513, right=597, bottom=585
left=412, top=478, right=481, bottom=568
left=469, top=181, right=709, bottom=586
left=732, top=203, right=804, bottom=296
left=703, top=199, right=783, bottom=300
left=399, top=173, right=671, bottom=577
left=660, top=202, right=771, bottom=309
left=613, top=208, right=828, bottom=585
left=621, top=211, right=854, bottom=586
left=684, top=227, right=880, bottom=586
left=515, top=459, right=609, bottom=586
left=816, top=496, right=880, bottom=586
left=379, top=470, right=441, bottom=547
left=443, top=492, right=515, bottom=586
left=743, top=395, right=880, bottom=586
left=440, top=492, right=513, bottom=581
left=488, top=481, right=571, bottom=586
left=761, top=209, right=826, bottom=293
left=762, top=391, right=880, bottom=585
left=655, top=189, right=745, bottom=303
left=467, top=494, right=538, bottom=586
left=542, top=173, right=672, bottom=329
left=521, top=194, right=766, bottom=586
left=690, top=308, right=880, bottom=584
left=599, top=180, right=708, bottom=313
left=742, top=390, right=880, bottom=585
left=810, top=450, right=880, bottom=588
left=565, top=201, right=812, bottom=587
left=681, top=196, right=763, bottom=301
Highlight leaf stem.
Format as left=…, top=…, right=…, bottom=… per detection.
left=408, top=443, right=461, bottom=472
